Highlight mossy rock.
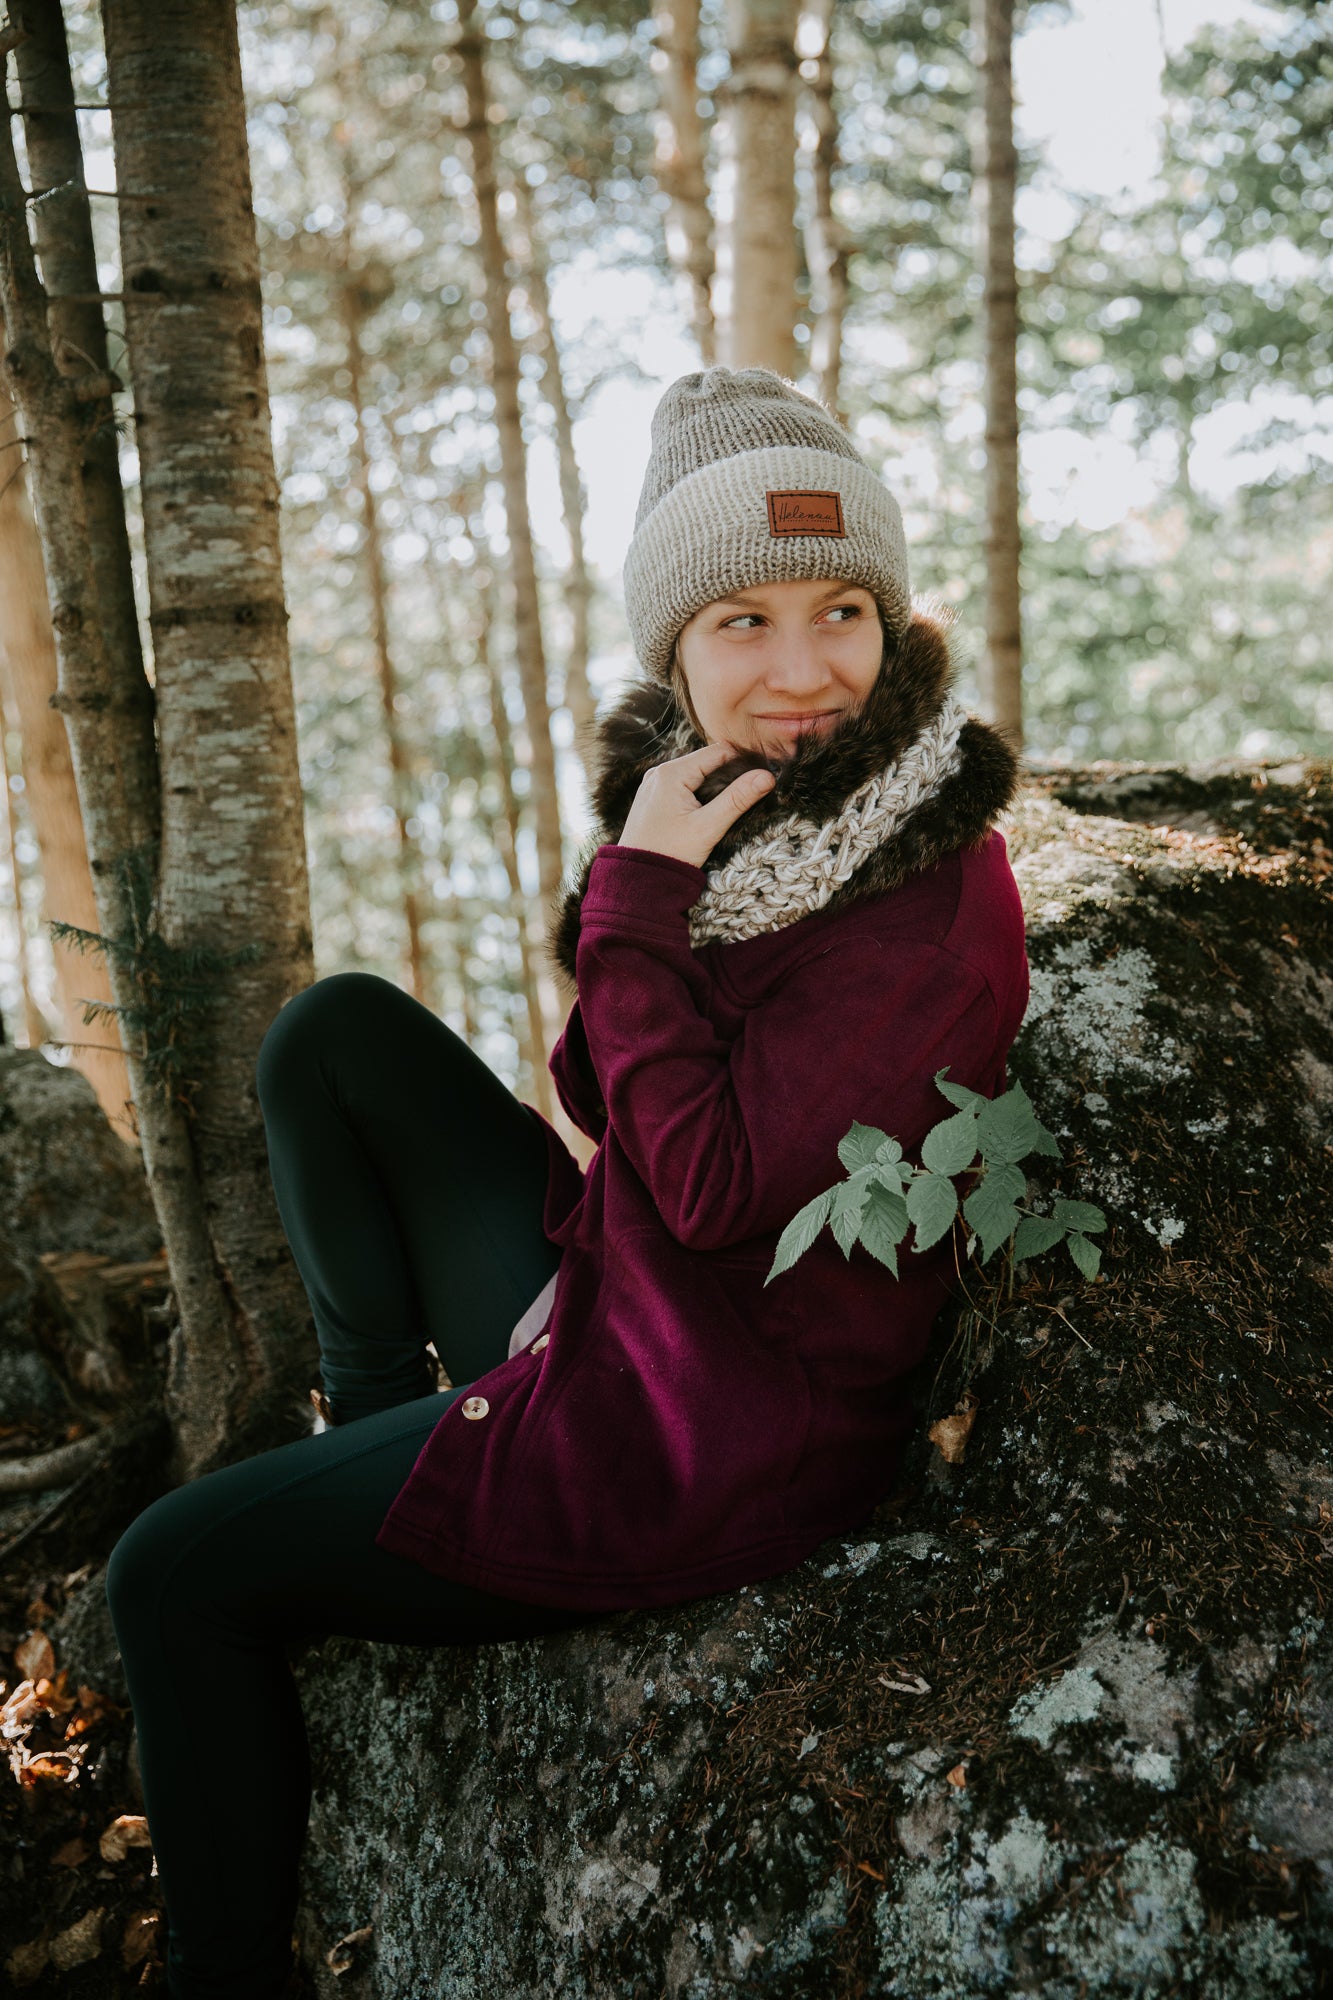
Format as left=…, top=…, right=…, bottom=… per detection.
left=291, top=758, right=1332, bottom=1999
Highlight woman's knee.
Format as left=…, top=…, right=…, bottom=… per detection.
left=255, top=972, right=403, bottom=1105
left=105, top=1486, right=199, bottom=1640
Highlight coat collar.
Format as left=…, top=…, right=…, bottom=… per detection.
left=547, top=607, right=1020, bottom=990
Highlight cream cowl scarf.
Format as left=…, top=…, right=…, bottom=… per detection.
left=681, top=690, right=971, bottom=950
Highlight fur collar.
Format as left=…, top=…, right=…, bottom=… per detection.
left=547, top=607, right=1019, bottom=991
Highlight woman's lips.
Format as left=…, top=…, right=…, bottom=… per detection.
left=756, top=711, right=840, bottom=735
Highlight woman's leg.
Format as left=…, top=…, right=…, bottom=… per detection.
left=105, top=1395, right=601, bottom=2000
left=255, top=971, right=562, bottom=1420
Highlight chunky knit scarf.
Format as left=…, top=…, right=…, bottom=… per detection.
left=684, top=690, right=971, bottom=949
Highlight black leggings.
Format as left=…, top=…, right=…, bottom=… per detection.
left=105, top=973, right=601, bottom=1999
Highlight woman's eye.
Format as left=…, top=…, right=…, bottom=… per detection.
left=722, top=605, right=861, bottom=630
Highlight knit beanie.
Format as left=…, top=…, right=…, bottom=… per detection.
left=622, top=365, right=911, bottom=687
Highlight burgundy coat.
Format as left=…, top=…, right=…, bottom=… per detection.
left=375, top=611, right=1029, bottom=1610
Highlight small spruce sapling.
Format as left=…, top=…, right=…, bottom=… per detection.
left=765, top=1067, right=1106, bottom=1288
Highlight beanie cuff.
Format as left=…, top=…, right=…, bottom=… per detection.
left=623, top=444, right=911, bottom=684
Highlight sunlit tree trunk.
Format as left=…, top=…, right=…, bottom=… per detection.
left=455, top=0, right=564, bottom=930
left=972, top=0, right=1024, bottom=749
left=340, top=270, right=430, bottom=1008
left=718, top=0, right=801, bottom=377
left=800, top=0, right=849, bottom=417
left=509, top=177, right=597, bottom=798
left=102, top=0, right=318, bottom=1474
left=0, top=432, right=125, bottom=1113
left=651, top=0, right=717, bottom=365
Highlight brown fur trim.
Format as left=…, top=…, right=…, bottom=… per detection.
left=545, top=608, right=1018, bottom=992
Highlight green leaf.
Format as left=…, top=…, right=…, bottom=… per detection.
left=933, top=1066, right=989, bottom=1113
left=1067, top=1231, right=1102, bottom=1280
left=1028, top=1120, right=1063, bottom=1160
left=765, top=1187, right=833, bottom=1286
left=921, top=1109, right=980, bottom=1177
left=1053, top=1197, right=1107, bottom=1235
left=905, top=1170, right=959, bottom=1253
left=856, top=1181, right=909, bottom=1276
left=962, top=1162, right=1026, bottom=1261
left=873, top=1134, right=904, bottom=1167
left=975, top=1081, right=1044, bottom=1165
left=829, top=1176, right=873, bottom=1258
left=838, top=1122, right=892, bottom=1174
left=1013, top=1214, right=1065, bottom=1262
left=871, top=1157, right=913, bottom=1191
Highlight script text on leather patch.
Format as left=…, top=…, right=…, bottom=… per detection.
left=765, top=489, right=846, bottom=537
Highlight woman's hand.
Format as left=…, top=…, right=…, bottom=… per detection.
left=616, top=739, right=777, bottom=870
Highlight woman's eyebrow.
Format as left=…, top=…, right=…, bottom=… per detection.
left=714, top=583, right=866, bottom=609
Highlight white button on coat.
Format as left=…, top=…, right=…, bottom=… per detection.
left=460, top=1396, right=490, bottom=1420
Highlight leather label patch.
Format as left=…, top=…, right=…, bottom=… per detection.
left=765, top=489, right=846, bottom=536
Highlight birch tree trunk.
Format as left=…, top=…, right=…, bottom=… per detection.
left=651, top=0, right=717, bottom=366
left=100, top=0, right=319, bottom=1473
left=718, top=0, right=801, bottom=377
left=454, top=0, right=564, bottom=929
left=0, top=77, right=266, bottom=1484
left=800, top=0, right=849, bottom=417
left=972, top=0, right=1024, bottom=749
left=509, top=175, right=597, bottom=799
left=340, top=269, right=430, bottom=1008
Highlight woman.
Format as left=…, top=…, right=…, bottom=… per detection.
left=105, top=365, right=1028, bottom=1997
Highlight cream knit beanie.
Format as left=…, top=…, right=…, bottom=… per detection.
left=622, top=366, right=911, bottom=686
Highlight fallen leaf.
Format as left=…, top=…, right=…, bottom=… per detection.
left=14, top=1631, right=55, bottom=1683
left=5, top=1938, right=49, bottom=1988
left=855, top=1859, right=885, bottom=1882
left=101, top=1814, right=153, bottom=1863
left=35, top=1670, right=78, bottom=1715
left=121, top=1909, right=161, bottom=1971
left=51, top=1834, right=93, bottom=1868
left=946, top=1762, right=968, bottom=1789
left=327, top=1922, right=374, bottom=1974
left=19, top=1750, right=81, bottom=1787
left=928, top=1394, right=979, bottom=1466
left=49, top=1906, right=105, bottom=1971
left=25, top=1596, right=56, bottom=1625
left=878, top=1672, right=932, bottom=1696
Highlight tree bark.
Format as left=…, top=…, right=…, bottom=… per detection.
left=800, top=0, right=849, bottom=417
left=972, top=0, right=1024, bottom=749
left=101, top=0, right=318, bottom=1474
left=0, top=439, right=126, bottom=1112
left=509, top=174, right=598, bottom=805
left=650, top=0, right=717, bottom=366
left=14, top=0, right=146, bottom=723
left=0, top=65, right=263, bottom=1488
left=474, top=558, right=556, bottom=1129
left=339, top=269, right=430, bottom=1008
left=718, top=0, right=801, bottom=377
left=454, top=0, right=565, bottom=933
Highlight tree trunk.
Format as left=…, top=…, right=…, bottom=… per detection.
left=509, top=175, right=598, bottom=802
left=454, top=0, right=564, bottom=932
left=339, top=270, right=430, bottom=1009
left=973, top=0, right=1024, bottom=749
left=651, top=0, right=717, bottom=366
left=0, top=439, right=126, bottom=1117
left=101, top=0, right=318, bottom=1474
left=0, top=57, right=265, bottom=1488
left=800, top=0, right=849, bottom=417
left=473, top=559, right=557, bottom=1130
left=718, top=0, right=801, bottom=377
left=15, top=0, right=146, bottom=727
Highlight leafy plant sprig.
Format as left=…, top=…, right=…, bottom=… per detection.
left=765, top=1067, right=1107, bottom=1288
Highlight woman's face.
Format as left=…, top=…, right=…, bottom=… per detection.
left=674, top=577, right=883, bottom=761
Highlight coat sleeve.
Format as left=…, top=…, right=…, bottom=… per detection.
left=548, top=997, right=608, bottom=1142
left=576, top=843, right=1002, bottom=1253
